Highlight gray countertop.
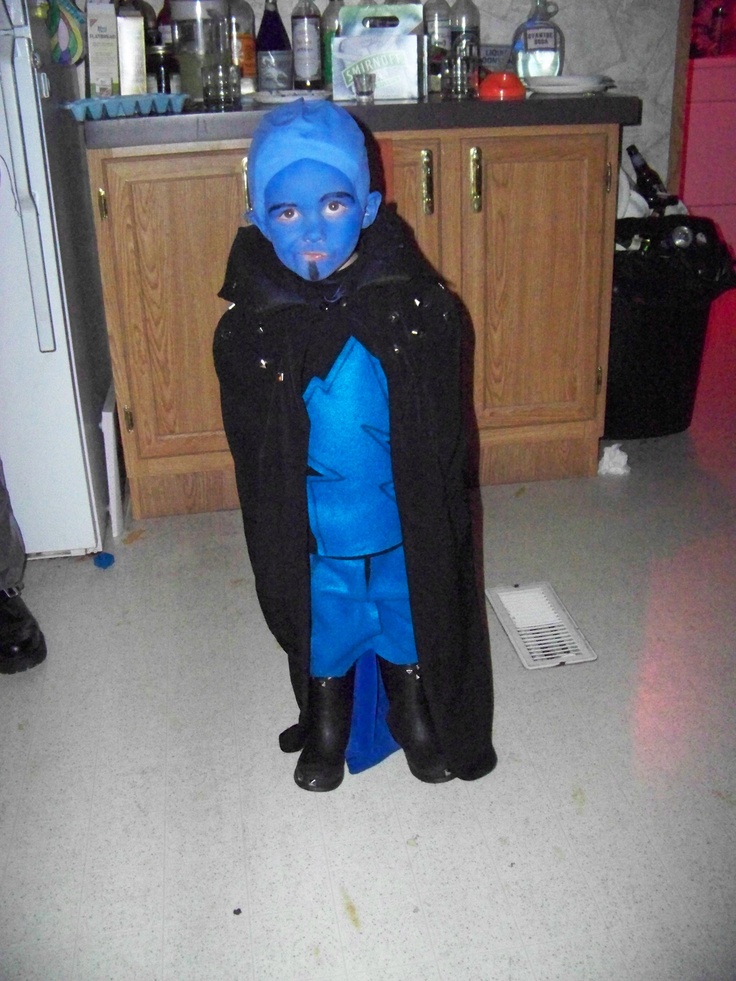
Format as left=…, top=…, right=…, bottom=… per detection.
left=84, top=93, right=642, bottom=150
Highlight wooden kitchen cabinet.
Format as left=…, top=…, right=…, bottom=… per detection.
left=379, top=124, right=619, bottom=484
left=88, top=143, right=247, bottom=518
left=88, top=121, right=619, bottom=519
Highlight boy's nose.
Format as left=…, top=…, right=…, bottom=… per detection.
left=303, top=212, right=325, bottom=241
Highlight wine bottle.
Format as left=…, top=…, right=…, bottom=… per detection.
left=424, top=0, right=451, bottom=94
left=156, top=0, right=172, bottom=46
left=321, top=0, right=343, bottom=88
left=626, top=144, right=677, bottom=212
left=256, top=0, right=292, bottom=92
left=511, top=0, right=564, bottom=79
left=291, top=0, right=322, bottom=90
left=229, top=0, right=257, bottom=95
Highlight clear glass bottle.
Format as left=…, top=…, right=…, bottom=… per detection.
left=229, top=0, right=256, bottom=95
left=256, top=0, right=292, bottom=91
left=291, top=0, right=322, bottom=90
left=424, top=0, right=451, bottom=94
left=511, top=0, right=564, bottom=79
left=450, top=0, right=480, bottom=55
left=321, top=0, right=343, bottom=89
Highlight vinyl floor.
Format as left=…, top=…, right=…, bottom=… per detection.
left=1, top=301, right=734, bottom=980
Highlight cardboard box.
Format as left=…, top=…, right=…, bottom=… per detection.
left=86, top=1, right=119, bottom=98
left=117, top=10, right=147, bottom=95
left=331, top=4, right=425, bottom=101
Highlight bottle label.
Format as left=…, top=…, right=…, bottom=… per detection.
left=292, top=19, right=321, bottom=80
left=236, top=32, right=257, bottom=78
left=257, top=50, right=293, bottom=90
left=525, top=25, right=556, bottom=51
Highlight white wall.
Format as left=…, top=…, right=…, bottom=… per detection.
left=259, top=0, right=681, bottom=181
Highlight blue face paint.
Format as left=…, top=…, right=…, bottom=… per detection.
left=259, top=159, right=380, bottom=281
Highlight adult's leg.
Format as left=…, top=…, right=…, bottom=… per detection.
left=0, top=457, right=47, bottom=674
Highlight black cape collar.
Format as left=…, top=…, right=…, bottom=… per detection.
left=219, top=204, right=436, bottom=315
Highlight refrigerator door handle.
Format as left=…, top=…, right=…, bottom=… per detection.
left=1, top=35, right=56, bottom=352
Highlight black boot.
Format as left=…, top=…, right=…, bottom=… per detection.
left=378, top=660, right=454, bottom=783
left=0, top=590, right=47, bottom=675
left=294, top=668, right=355, bottom=792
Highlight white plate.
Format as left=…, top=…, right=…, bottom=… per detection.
left=253, top=89, right=330, bottom=105
left=525, top=75, right=615, bottom=95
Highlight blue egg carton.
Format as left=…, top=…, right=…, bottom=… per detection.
left=63, top=93, right=189, bottom=121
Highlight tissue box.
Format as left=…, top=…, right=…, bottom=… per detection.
left=331, top=3, right=425, bottom=101
left=86, top=1, right=119, bottom=98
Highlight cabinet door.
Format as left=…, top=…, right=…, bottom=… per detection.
left=92, top=148, right=247, bottom=516
left=445, top=127, right=617, bottom=481
left=378, top=136, right=442, bottom=273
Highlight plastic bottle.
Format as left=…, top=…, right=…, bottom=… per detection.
left=291, top=0, right=322, bottom=90
left=424, top=0, right=451, bottom=94
left=321, top=0, right=343, bottom=89
left=256, top=0, right=292, bottom=91
left=450, top=0, right=480, bottom=55
left=511, top=0, right=564, bottom=79
left=228, top=0, right=257, bottom=95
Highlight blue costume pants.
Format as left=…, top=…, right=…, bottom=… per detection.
left=309, top=543, right=418, bottom=678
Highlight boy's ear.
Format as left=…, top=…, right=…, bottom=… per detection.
left=247, top=210, right=270, bottom=239
left=361, top=191, right=382, bottom=229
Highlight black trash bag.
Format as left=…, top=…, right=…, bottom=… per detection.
left=604, top=215, right=736, bottom=440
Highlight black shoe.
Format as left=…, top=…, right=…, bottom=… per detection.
left=378, top=660, right=454, bottom=784
left=294, top=669, right=355, bottom=792
left=0, top=591, right=47, bottom=675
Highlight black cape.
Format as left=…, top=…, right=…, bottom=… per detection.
left=213, top=205, right=496, bottom=781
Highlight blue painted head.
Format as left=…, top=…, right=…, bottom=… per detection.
left=247, top=100, right=381, bottom=281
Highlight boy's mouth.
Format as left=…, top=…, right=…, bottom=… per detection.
left=302, top=251, right=327, bottom=262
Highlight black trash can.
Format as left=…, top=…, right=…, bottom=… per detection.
left=604, top=215, right=736, bottom=439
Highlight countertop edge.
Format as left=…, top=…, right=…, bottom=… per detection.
left=83, top=94, right=643, bottom=150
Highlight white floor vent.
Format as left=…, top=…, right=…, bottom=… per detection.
left=486, top=582, right=598, bottom=670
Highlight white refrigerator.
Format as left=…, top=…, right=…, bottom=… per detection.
left=1, top=0, right=113, bottom=557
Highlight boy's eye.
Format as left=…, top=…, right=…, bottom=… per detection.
left=325, top=200, right=346, bottom=214
left=277, top=207, right=297, bottom=221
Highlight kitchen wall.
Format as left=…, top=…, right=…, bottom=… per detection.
left=475, top=0, right=681, bottom=180
left=261, top=0, right=683, bottom=182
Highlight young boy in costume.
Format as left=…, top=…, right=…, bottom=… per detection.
left=214, top=100, right=496, bottom=791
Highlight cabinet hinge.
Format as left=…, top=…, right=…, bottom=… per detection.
left=98, top=187, right=108, bottom=221
left=596, top=365, right=603, bottom=393
left=123, top=405, right=134, bottom=432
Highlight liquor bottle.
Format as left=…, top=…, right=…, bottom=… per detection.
left=291, top=0, right=322, bottom=90
left=156, top=0, right=172, bottom=46
left=511, top=0, right=564, bottom=79
left=424, top=0, right=451, bottom=94
left=449, top=0, right=479, bottom=56
left=626, top=145, right=678, bottom=213
left=256, top=0, right=292, bottom=91
left=321, top=0, right=343, bottom=89
left=229, top=0, right=257, bottom=95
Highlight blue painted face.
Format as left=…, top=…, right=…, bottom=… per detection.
left=253, top=159, right=381, bottom=282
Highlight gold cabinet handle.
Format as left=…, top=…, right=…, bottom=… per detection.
left=420, top=149, right=434, bottom=216
left=97, top=187, right=108, bottom=221
left=469, top=146, right=482, bottom=213
left=242, top=155, right=251, bottom=214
